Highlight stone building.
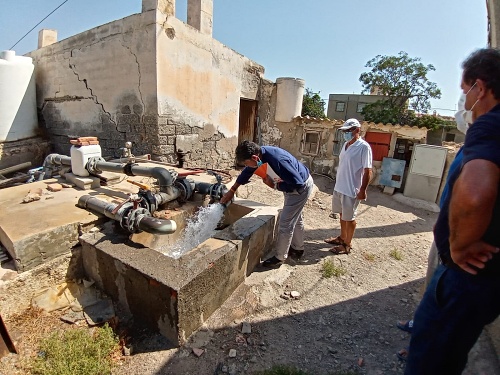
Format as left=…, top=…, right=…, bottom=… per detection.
left=28, top=0, right=283, bottom=169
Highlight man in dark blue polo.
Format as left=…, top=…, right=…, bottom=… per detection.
left=405, top=48, right=500, bottom=374
left=220, top=140, right=313, bottom=268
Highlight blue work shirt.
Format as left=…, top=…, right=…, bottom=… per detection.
left=236, top=146, right=310, bottom=193
left=435, top=104, right=500, bottom=276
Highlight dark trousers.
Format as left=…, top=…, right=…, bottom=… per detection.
left=405, top=264, right=500, bottom=375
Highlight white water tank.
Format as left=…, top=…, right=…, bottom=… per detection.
left=275, top=77, right=305, bottom=122
left=0, top=50, right=38, bottom=142
left=71, top=144, right=102, bottom=177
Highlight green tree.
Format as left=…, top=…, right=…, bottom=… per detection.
left=359, top=51, right=441, bottom=125
left=301, top=88, right=326, bottom=118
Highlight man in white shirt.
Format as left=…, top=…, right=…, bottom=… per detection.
left=324, top=118, right=373, bottom=254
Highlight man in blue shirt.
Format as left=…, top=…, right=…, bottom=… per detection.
left=405, top=48, right=500, bottom=374
left=220, top=141, right=313, bottom=268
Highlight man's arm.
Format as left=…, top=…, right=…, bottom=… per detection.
left=449, top=159, right=500, bottom=274
left=356, top=168, right=372, bottom=200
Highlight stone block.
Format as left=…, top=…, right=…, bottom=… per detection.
left=176, top=134, right=200, bottom=153
left=46, top=183, right=63, bottom=192
left=158, top=124, right=175, bottom=135
left=151, top=145, right=175, bottom=155
left=64, top=173, right=101, bottom=190
left=176, top=124, right=193, bottom=135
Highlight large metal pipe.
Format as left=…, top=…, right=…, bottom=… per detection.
left=77, top=195, right=177, bottom=234
left=38, top=154, right=72, bottom=180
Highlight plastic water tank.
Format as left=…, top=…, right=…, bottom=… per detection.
left=70, top=144, right=102, bottom=177
left=0, top=50, right=38, bottom=142
left=275, top=77, right=305, bottom=122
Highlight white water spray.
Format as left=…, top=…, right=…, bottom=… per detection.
left=161, top=203, right=226, bottom=258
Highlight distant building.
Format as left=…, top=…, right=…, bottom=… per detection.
left=326, top=93, right=387, bottom=121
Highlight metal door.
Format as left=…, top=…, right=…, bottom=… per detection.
left=365, top=132, right=391, bottom=161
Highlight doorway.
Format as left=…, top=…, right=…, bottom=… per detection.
left=238, top=99, right=258, bottom=144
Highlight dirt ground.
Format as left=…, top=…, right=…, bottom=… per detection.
left=1, top=175, right=499, bottom=375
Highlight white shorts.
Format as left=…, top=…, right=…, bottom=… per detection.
left=332, top=191, right=360, bottom=221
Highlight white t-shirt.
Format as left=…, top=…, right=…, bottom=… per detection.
left=334, top=138, right=373, bottom=198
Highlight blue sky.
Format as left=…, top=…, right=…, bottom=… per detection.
left=0, top=0, right=488, bottom=116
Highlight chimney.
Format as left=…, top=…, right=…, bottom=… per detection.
left=187, top=0, right=213, bottom=36
left=38, top=29, right=57, bottom=48
left=142, top=0, right=175, bottom=16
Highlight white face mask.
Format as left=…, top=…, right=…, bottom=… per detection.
left=455, top=82, right=478, bottom=133
left=454, top=94, right=469, bottom=134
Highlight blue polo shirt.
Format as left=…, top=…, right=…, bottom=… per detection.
left=435, top=104, right=500, bottom=276
left=236, top=146, right=310, bottom=193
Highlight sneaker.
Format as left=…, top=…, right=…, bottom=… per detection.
left=261, top=256, right=283, bottom=268
left=288, top=247, right=304, bottom=259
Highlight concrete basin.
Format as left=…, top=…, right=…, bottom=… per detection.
left=80, top=199, right=278, bottom=346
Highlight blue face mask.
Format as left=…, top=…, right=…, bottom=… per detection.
left=256, top=159, right=263, bottom=167
left=343, top=131, right=354, bottom=142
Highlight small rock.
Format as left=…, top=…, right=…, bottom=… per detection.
left=358, top=357, right=364, bottom=367
left=235, top=334, right=246, bottom=344
left=241, top=322, right=251, bottom=334
left=192, top=347, right=204, bottom=357
left=46, top=183, right=63, bottom=192
left=44, top=194, right=54, bottom=200
left=89, top=227, right=100, bottom=233
left=228, top=349, right=237, bottom=357
left=82, top=279, right=94, bottom=288
left=22, top=193, right=41, bottom=203
left=61, top=182, right=75, bottom=188
left=290, top=291, right=300, bottom=299
left=280, top=294, right=290, bottom=300
left=222, top=365, right=228, bottom=373
left=401, top=298, right=408, bottom=303
left=29, top=188, right=43, bottom=195
left=123, top=345, right=133, bottom=356
left=249, top=356, right=257, bottom=363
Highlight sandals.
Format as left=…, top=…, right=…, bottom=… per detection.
left=396, top=319, right=414, bottom=334
left=397, top=347, right=409, bottom=361
left=324, top=236, right=345, bottom=245
left=329, top=243, right=352, bottom=255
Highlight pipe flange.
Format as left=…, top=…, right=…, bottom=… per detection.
left=124, top=207, right=150, bottom=233
left=174, top=178, right=193, bottom=203
left=86, top=156, right=106, bottom=174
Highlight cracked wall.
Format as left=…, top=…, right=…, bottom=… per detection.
left=28, top=11, right=158, bottom=157
left=28, top=7, right=268, bottom=167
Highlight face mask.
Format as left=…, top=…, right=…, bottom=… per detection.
left=256, top=159, right=263, bottom=167
left=343, top=131, right=354, bottom=142
left=454, top=94, right=469, bottom=134
left=456, top=82, right=478, bottom=129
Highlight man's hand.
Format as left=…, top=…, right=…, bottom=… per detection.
left=220, top=190, right=234, bottom=205
left=356, top=188, right=367, bottom=200
left=451, top=241, right=499, bottom=275
left=263, top=176, right=275, bottom=188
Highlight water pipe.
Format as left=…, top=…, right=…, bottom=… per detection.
left=77, top=195, right=177, bottom=235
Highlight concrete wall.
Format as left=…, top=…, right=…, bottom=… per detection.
left=29, top=12, right=158, bottom=158
left=28, top=4, right=266, bottom=168
left=155, top=13, right=264, bottom=166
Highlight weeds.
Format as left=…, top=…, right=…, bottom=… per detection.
left=322, top=259, right=347, bottom=278
left=389, top=248, right=403, bottom=260
left=31, top=324, right=119, bottom=375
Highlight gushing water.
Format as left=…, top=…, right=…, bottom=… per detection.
left=161, top=203, right=225, bottom=258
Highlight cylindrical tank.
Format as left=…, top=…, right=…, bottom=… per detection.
left=0, top=50, right=38, bottom=142
left=275, top=77, right=305, bottom=122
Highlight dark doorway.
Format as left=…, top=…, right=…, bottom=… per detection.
left=393, top=138, right=415, bottom=165
left=238, top=99, right=258, bottom=145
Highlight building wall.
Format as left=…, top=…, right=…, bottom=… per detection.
left=28, top=5, right=266, bottom=168
left=265, top=116, right=427, bottom=180
left=155, top=14, right=264, bottom=166
left=28, top=12, right=158, bottom=158
left=327, top=94, right=387, bottom=121
left=488, top=0, right=500, bottom=47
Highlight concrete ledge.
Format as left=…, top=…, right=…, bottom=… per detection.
left=80, top=198, right=278, bottom=346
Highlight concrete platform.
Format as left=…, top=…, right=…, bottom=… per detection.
left=0, top=164, right=232, bottom=272
left=80, top=198, right=278, bottom=346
